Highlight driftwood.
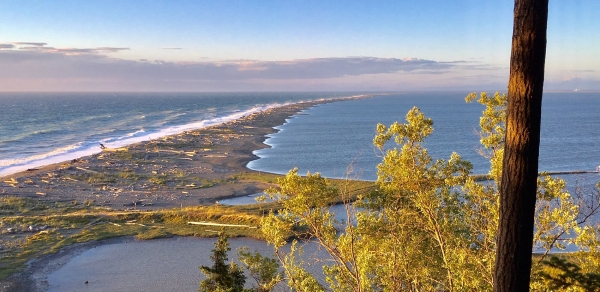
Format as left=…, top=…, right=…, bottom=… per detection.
left=187, top=221, right=258, bottom=229
left=75, top=167, right=99, bottom=174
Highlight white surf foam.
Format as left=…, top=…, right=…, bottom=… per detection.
left=0, top=95, right=363, bottom=177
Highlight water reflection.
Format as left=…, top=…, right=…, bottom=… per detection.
left=47, top=237, right=329, bottom=292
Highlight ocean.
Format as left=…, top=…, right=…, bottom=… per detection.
left=1, top=92, right=599, bottom=182
left=0, top=92, right=356, bottom=177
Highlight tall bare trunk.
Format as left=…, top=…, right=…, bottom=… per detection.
left=494, top=0, right=548, bottom=291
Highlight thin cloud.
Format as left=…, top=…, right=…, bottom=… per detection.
left=441, top=60, right=476, bottom=64
left=0, top=41, right=509, bottom=91
left=0, top=48, right=455, bottom=80
left=564, top=69, right=596, bottom=73
left=13, top=42, right=47, bottom=46
left=0, top=44, right=15, bottom=49
left=454, top=74, right=507, bottom=80
left=17, top=46, right=129, bottom=54
left=229, top=57, right=452, bottom=79
left=162, top=47, right=182, bottom=50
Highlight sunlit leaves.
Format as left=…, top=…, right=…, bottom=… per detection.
left=258, top=93, right=600, bottom=291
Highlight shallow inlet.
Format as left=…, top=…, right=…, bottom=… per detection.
left=46, top=237, right=327, bottom=292
left=46, top=237, right=267, bottom=291
left=46, top=173, right=599, bottom=291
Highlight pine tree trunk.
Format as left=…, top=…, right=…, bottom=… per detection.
left=493, top=0, right=548, bottom=291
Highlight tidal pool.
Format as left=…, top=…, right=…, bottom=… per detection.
left=47, top=237, right=277, bottom=292
left=46, top=236, right=329, bottom=292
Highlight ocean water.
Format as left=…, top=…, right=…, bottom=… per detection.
left=248, top=92, right=600, bottom=179
left=1, top=91, right=599, bottom=180
left=0, top=92, right=357, bottom=177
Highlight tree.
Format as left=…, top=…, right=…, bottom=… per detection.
left=261, top=94, right=600, bottom=291
left=537, top=256, right=600, bottom=291
left=262, top=108, right=488, bottom=291
left=199, top=232, right=246, bottom=292
left=494, top=0, right=549, bottom=291
left=238, top=247, right=283, bottom=292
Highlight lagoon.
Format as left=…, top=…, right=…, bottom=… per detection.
left=46, top=237, right=281, bottom=292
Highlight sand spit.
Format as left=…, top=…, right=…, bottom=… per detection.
left=0, top=96, right=371, bottom=210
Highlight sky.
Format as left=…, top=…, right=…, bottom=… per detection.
left=1, top=0, right=599, bottom=92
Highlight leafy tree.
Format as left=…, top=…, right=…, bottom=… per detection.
left=260, top=93, right=600, bottom=291
left=536, top=256, right=600, bottom=291
left=238, top=247, right=283, bottom=292
left=200, top=232, right=246, bottom=292
left=263, top=107, right=485, bottom=291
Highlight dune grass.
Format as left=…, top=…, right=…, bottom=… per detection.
left=0, top=197, right=271, bottom=280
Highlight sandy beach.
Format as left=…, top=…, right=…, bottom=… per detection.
left=0, top=97, right=369, bottom=210
left=0, top=96, right=370, bottom=292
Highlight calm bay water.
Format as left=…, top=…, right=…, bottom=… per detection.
left=46, top=237, right=275, bottom=292
left=46, top=237, right=328, bottom=292
left=249, top=92, right=600, bottom=179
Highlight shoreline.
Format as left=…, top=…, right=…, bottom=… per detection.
left=0, top=94, right=374, bottom=179
left=0, top=95, right=372, bottom=179
left=0, top=95, right=372, bottom=210
left=0, top=94, right=373, bottom=292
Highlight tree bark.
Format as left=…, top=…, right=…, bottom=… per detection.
left=494, top=0, right=548, bottom=291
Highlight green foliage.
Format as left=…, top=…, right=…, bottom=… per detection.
left=0, top=197, right=50, bottom=215
left=135, top=227, right=172, bottom=240
left=260, top=92, right=600, bottom=291
left=536, top=256, right=600, bottom=291
left=148, top=174, right=167, bottom=185
left=238, top=247, right=283, bottom=292
left=232, top=171, right=282, bottom=184
left=199, top=232, right=246, bottom=292
left=466, top=92, right=506, bottom=182
left=117, top=169, right=140, bottom=180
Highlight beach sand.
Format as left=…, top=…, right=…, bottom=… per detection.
left=0, top=96, right=370, bottom=292
left=0, top=98, right=361, bottom=210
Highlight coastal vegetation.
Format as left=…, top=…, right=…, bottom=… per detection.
left=0, top=172, right=372, bottom=282
left=259, top=92, right=600, bottom=291
left=199, top=232, right=282, bottom=292
left=0, top=196, right=262, bottom=280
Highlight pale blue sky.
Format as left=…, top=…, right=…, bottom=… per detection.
left=1, top=1, right=598, bottom=91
